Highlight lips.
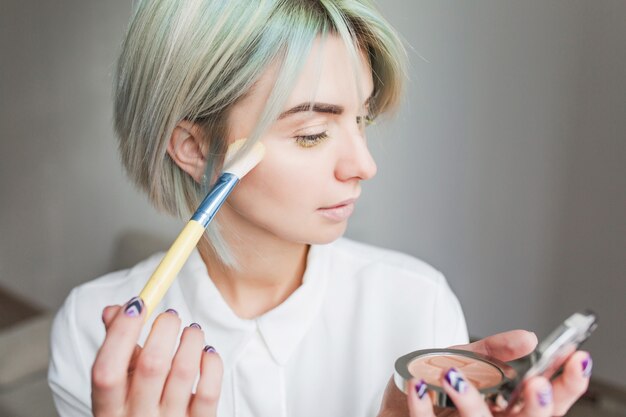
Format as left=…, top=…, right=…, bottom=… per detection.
left=317, top=198, right=358, bottom=222
left=319, top=198, right=358, bottom=210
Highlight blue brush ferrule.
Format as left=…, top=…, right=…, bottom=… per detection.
left=191, top=172, right=239, bottom=228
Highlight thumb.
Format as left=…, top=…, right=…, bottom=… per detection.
left=451, top=330, right=538, bottom=362
left=101, top=305, right=122, bottom=330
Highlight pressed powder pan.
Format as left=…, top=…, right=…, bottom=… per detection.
left=408, top=352, right=505, bottom=389
left=395, top=349, right=517, bottom=408
left=394, top=310, right=598, bottom=410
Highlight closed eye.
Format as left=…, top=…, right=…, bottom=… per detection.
left=294, top=131, right=329, bottom=148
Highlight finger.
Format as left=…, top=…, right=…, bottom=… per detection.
left=451, top=330, right=537, bottom=362
left=406, top=378, right=436, bottom=417
left=91, top=297, right=145, bottom=414
left=190, top=345, right=223, bottom=417
left=102, top=305, right=121, bottom=329
left=551, top=351, right=591, bottom=416
left=103, top=305, right=143, bottom=365
left=161, top=323, right=205, bottom=414
left=516, top=376, right=554, bottom=417
left=127, top=309, right=181, bottom=412
left=440, top=367, right=492, bottom=417
left=126, top=309, right=178, bottom=374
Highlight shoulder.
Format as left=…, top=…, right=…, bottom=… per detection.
left=324, top=238, right=469, bottom=347
left=320, top=237, right=456, bottom=318
left=70, top=252, right=166, bottom=305
left=50, top=252, right=166, bottom=356
left=49, top=253, right=168, bottom=403
left=48, top=252, right=166, bottom=414
left=319, top=238, right=468, bottom=348
left=326, top=237, right=447, bottom=289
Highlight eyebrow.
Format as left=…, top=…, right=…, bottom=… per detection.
left=277, top=102, right=342, bottom=119
left=277, top=95, right=373, bottom=120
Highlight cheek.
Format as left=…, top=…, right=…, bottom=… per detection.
left=224, top=146, right=349, bottom=243
left=230, top=150, right=326, bottom=214
left=242, top=167, right=304, bottom=206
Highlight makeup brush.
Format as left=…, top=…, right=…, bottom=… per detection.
left=139, top=138, right=265, bottom=318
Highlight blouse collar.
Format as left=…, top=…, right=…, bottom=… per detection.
left=178, top=243, right=332, bottom=367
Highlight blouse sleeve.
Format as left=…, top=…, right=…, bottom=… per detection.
left=433, top=273, right=469, bottom=347
left=47, top=288, right=93, bottom=417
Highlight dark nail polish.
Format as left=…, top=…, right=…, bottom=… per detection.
left=415, top=379, right=428, bottom=399
left=445, top=368, right=468, bottom=394
left=538, top=387, right=552, bottom=407
left=582, top=356, right=593, bottom=378
left=124, top=297, right=143, bottom=317
left=165, top=308, right=178, bottom=315
left=189, top=322, right=202, bottom=329
left=203, top=345, right=216, bottom=353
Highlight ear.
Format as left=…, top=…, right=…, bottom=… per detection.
left=167, top=120, right=207, bottom=183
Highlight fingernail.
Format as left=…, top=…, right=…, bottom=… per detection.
left=203, top=345, right=216, bottom=353
left=445, top=368, right=468, bottom=394
left=124, top=297, right=143, bottom=317
left=538, top=386, right=552, bottom=407
left=189, top=322, right=202, bottom=329
left=165, top=308, right=178, bottom=316
left=582, top=355, right=593, bottom=378
left=415, top=379, right=428, bottom=399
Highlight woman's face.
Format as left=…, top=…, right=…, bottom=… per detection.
left=220, top=35, right=377, bottom=246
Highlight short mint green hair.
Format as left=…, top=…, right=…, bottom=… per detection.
left=114, top=0, right=407, bottom=265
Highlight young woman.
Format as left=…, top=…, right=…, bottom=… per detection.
left=48, top=1, right=592, bottom=416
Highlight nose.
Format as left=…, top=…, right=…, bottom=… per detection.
left=334, top=126, right=378, bottom=182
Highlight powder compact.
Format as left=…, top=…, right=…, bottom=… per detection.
left=394, top=310, right=597, bottom=410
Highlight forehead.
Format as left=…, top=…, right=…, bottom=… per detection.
left=235, top=35, right=374, bottom=118
left=285, top=35, right=374, bottom=107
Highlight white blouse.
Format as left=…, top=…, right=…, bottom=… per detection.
left=48, top=238, right=468, bottom=417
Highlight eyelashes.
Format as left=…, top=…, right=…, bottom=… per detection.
left=294, top=114, right=375, bottom=148
left=295, top=131, right=329, bottom=148
left=356, top=114, right=376, bottom=127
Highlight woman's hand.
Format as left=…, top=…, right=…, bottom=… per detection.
left=91, top=297, right=223, bottom=417
left=379, top=330, right=592, bottom=417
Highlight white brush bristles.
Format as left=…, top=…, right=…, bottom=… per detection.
left=222, top=138, right=265, bottom=178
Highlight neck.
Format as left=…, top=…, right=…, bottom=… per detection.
left=197, top=225, right=309, bottom=320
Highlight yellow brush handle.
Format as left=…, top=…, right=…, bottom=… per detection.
left=139, top=220, right=206, bottom=319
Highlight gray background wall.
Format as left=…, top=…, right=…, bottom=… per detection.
left=1, top=1, right=624, bottom=390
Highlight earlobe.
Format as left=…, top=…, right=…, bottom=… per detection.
left=167, top=121, right=207, bottom=183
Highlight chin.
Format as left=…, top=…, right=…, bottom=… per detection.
left=305, top=223, right=348, bottom=245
